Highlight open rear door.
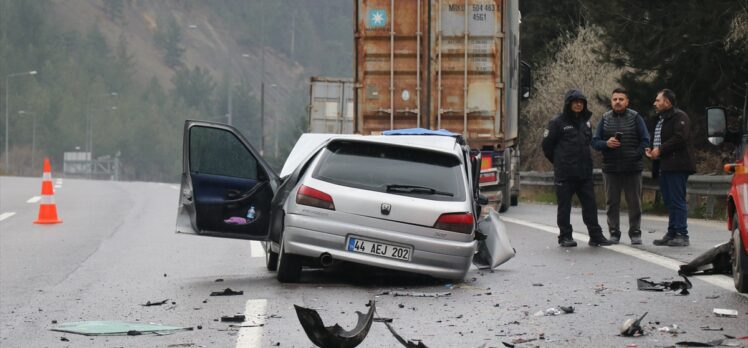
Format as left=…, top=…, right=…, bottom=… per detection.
left=473, top=209, right=515, bottom=269
left=176, top=121, right=279, bottom=240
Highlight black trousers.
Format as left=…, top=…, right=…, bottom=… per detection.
left=555, top=178, right=604, bottom=240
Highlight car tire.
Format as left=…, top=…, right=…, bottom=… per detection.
left=277, top=239, right=301, bottom=283
left=510, top=194, right=518, bottom=206
left=265, top=242, right=278, bottom=271
left=732, top=213, right=748, bottom=293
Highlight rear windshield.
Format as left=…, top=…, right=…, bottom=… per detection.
left=312, top=140, right=466, bottom=201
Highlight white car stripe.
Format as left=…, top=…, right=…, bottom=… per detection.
left=235, top=299, right=268, bottom=348
left=501, top=216, right=746, bottom=298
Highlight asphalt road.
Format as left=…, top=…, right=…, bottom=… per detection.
left=0, top=177, right=746, bottom=347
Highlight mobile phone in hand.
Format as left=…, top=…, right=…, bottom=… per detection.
left=615, top=132, right=623, bottom=140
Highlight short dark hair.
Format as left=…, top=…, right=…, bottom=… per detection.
left=658, top=88, right=677, bottom=106
left=612, top=87, right=628, bottom=97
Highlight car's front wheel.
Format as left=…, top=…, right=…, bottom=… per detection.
left=277, top=239, right=301, bottom=283
left=732, top=214, right=748, bottom=293
left=264, top=241, right=278, bottom=271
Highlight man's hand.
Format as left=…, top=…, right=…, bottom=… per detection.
left=606, top=137, right=621, bottom=149
left=645, top=147, right=660, bottom=159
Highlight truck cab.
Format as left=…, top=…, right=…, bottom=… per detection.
left=706, top=105, right=748, bottom=293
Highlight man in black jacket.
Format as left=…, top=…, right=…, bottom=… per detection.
left=542, top=89, right=612, bottom=247
left=645, top=89, right=696, bottom=247
left=592, top=88, right=650, bottom=245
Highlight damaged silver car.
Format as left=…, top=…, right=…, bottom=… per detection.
left=176, top=121, right=513, bottom=282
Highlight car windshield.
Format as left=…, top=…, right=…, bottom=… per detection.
left=312, top=140, right=466, bottom=201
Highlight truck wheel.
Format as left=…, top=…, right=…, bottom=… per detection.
left=732, top=214, right=748, bottom=293
left=277, top=239, right=301, bottom=283
left=510, top=195, right=518, bottom=206
left=265, top=241, right=278, bottom=271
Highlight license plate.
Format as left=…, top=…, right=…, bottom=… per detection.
left=346, top=237, right=412, bottom=261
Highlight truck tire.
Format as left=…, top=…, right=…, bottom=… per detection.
left=277, top=239, right=301, bottom=283
left=498, top=150, right=512, bottom=213
left=733, top=213, right=748, bottom=293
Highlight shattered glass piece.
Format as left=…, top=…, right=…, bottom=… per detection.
left=50, top=321, right=191, bottom=336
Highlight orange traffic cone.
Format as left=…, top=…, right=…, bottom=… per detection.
left=34, top=158, right=62, bottom=224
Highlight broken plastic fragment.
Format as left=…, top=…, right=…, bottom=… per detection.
left=383, top=320, right=428, bottom=348
left=50, top=321, right=191, bottom=336
left=141, top=299, right=169, bottom=306
left=636, top=276, right=691, bottom=295
left=713, top=308, right=738, bottom=318
left=220, top=315, right=246, bottom=322
left=294, top=300, right=375, bottom=348
left=210, top=288, right=244, bottom=296
left=678, top=242, right=732, bottom=276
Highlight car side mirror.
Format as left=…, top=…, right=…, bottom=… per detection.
left=706, top=107, right=726, bottom=146
left=477, top=194, right=489, bottom=205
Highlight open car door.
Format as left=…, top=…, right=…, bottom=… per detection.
left=176, top=121, right=280, bottom=240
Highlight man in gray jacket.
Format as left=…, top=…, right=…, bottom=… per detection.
left=592, top=88, right=650, bottom=244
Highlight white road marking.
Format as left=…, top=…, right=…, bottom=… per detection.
left=250, top=241, right=266, bottom=258
left=26, top=196, right=41, bottom=203
left=501, top=216, right=744, bottom=296
left=0, top=212, right=16, bottom=221
left=235, top=299, right=268, bottom=348
left=170, top=185, right=180, bottom=190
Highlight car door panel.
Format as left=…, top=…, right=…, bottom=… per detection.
left=176, top=121, right=279, bottom=240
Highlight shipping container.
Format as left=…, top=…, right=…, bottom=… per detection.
left=308, top=77, right=355, bottom=134
left=354, top=0, right=519, bottom=151
left=353, top=0, right=522, bottom=212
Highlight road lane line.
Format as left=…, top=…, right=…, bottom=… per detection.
left=501, top=216, right=744, bottom=296
left=0, top=212, right=16, bottom=221
left=170, top=185, right=180, bottom=190
left=250, top=241, right=266, bottom=258
left=26, top=196, right=41, bottom=203
left=235, top=299, right=268, bottom=348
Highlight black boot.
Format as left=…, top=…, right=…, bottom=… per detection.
left=609, top=230, right=621, bottom=244
left=653, top=233, right=675, bottom=246
left=629, top=230, right=642, bottom=245
left=588, top=235, right=613, bottom=246
left=558, top=236, right=577, bottom=247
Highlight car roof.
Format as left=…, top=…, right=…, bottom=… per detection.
left=280, top=133, right=463, bottom=177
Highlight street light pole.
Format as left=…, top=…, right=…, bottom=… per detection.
left=4, top=70, right=37, bottom=173
left=18, top=110, right=36, bottom=174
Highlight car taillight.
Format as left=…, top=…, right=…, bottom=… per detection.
left=296, top=185, right=335, bottom=210
left=434, top=213, right=474, bottom=234
left=480, top=171, right=498, bottom=183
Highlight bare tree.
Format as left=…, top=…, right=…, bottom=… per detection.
left=521, top=26, right=626, bottom=171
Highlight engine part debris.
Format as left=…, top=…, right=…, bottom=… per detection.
left=294, top=300, right=375, bottom=348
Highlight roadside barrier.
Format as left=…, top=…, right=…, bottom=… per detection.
left=34, top=158, right=62, bottom=224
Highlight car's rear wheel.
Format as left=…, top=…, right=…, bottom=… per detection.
left=277, top=239, right=301, bottom=283
left=264, top=242, right=278, bottom=271
left=732, top=214, right=748, bottom=293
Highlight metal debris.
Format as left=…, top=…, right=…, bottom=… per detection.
left=210, top=288, right=243, bottom=296
left=294, top=300, right=375, bottom=348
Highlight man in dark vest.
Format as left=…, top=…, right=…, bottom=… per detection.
left=645, top=89, right=696, bottom=247
left=592, top=88, right=650, bottom=245
left=542, top=89, right=612, bottom=247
